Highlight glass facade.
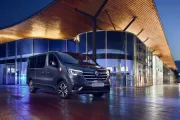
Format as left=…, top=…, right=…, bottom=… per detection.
left=135, top=38, right=153, bottom=86
left=49, top=40, right=66, bottom=52
left=0, top=64, right=6, bottom=84
left=67, top=39, right=76, bottom=52
left=163, top=65, right=176, bottom=84
left=153, top=56, right=163, bottom=85
left=0, top=44, right=6, bottom=58
left=22, top=39, right=33, bottom=55
left=0, top=38, right=74, bottom=85
left=34, top=39, right=48, bottom=54
left=0, top=30, right=175, bottom=87
left=77, top=31, right=153, bottom=87
left=7, top=41, right=16, bottom=57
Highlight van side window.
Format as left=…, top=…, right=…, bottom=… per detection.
left=48, top=54, right=59, bottom=68
left=36, top=55, right=46, bottom=68
left=29, top=57, right=36, bottom=68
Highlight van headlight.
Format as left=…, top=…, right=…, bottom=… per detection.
left=68, top=69, right=83, bottom=76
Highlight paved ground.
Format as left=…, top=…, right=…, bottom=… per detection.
left=0, top=85, right=180, bottom=120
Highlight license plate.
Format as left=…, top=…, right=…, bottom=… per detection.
left=92, top=83, right=104, bottom=87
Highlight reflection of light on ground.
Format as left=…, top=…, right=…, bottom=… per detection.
left=1, top=85, right=180, bottom=119
left=151, top=85, right=163, bottom=97
left=143, top=85, right=164, bottom=119
left=79, top=95, right=93, bottom=104
left=20, top=74, right=27, bottom=85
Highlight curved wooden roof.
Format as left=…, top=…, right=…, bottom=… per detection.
left=0, top=0, right=177, bottom=69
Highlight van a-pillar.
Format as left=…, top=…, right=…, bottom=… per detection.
left=75, top=0, right=108, bottom=63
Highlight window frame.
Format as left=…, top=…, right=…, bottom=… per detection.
left=28, top=57, right=36, bottom=68
left=48, top=53, right=60, bottom=68
left=28, top=54, right=47, bottom=69
left=36, top=54, right=46, bottom=68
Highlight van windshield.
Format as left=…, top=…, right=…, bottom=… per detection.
left=58, top=52, right=97, bottom=65
left=65, top=53, right=97, bottom=65
left=76, top=54, right=97, bottom=65
left=57, top=53, right=79, bottom=65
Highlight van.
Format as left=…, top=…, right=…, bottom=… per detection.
left=27, top=51, right=110, bottom=99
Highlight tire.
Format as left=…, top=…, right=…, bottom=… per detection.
left=29, top=80, right=37, bottom=93
left=93, top=93, right=104, bottom=97
left=57, top=81, right=70, bottom=99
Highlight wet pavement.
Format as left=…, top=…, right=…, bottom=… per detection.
left=0, top=85, right=180, bottom=120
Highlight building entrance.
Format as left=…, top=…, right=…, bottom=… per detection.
left=6, top=64, right=15, bottom=85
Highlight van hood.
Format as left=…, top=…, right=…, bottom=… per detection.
left=64, top=63, right=105, bottom=72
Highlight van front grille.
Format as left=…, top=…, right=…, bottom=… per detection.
left=83, top=69, right=108, bottom=81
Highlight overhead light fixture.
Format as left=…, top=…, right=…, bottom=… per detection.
left=74, top=35, right=80, bottom=42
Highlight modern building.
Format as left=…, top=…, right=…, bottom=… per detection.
left=153, top=56, right=163, bottom=85
left=0, top=0, right=177, bottom=87
left=77, top=31, right=153, bottom=87
left=0, top=30, right=176, bottom=87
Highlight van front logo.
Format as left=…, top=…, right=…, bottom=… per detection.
left=95, top=71, right=99, bottom=76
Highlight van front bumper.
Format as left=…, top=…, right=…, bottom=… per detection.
left=72, top=82, right=110, bottom=94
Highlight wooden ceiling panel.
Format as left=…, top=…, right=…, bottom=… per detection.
left=0, top=0, right=177, bottom=69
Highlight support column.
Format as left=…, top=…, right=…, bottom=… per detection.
left=143, top=38, right=149, bottom=43
left=123, top=16, right=136, bottom=31
left=105, top=31, right=107, bottom=67
left=15, top=41, right=17, bottom=85
left=32, top=39, right=34, bottom=55
left=76, top=39, right=79, bottom=53
left=5, top=43, right=8, bottom=85
left=125, top=32, right=127, bottom=87
left=86, top=33, right=88, bottom=61
left=75, top=0, right=108, bottom=63
left=66, top=39, right=68, bottom=52
left=20, top=41, right=22, bottom=85
left=92, top=18, right=97, bottom=63
left=133, top=35, right=137, bottom=87
left=136, top=29, right=144, bottom=37
left=48, top=39, right=50, bottom=52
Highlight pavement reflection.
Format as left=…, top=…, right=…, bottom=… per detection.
left=0, top=85, right=180, bottom=120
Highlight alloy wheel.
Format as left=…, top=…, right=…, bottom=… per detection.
left=58, top=82, right=68, bottom=98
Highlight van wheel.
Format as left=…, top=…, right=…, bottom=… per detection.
left=93, top=93, right=104, bottom=97
left=29, top=80, right=36, bottom=93
left=57, top=81, right=70, bottom=99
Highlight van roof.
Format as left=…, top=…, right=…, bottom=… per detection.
left=28, top=51, right=83, bottom=58
left=28, top=51, right=59, bottom=58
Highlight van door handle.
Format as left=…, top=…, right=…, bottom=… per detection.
left=47, top=72, right=50, bottom=74
left=41, top=72, right=45, bottom=74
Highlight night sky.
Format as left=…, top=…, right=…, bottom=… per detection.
left=155, top=0, right=180, bottom=61
left=0, top=0, right=53, bottom=29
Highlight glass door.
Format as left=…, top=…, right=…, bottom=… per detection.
left=6, top=64, right=15, bottom=85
